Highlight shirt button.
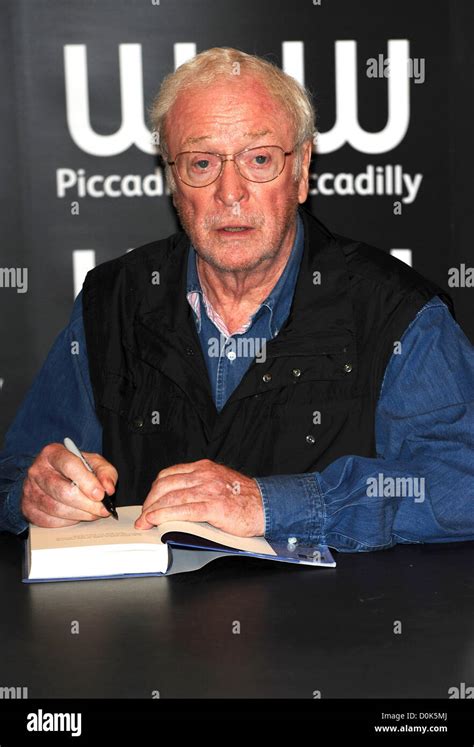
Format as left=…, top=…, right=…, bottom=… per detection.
left=133, top=417, right=144, bottom=428
left=287, top=536, right=298, bottom=546
left=227, top=350, right=237, bottom=361
left=185, top=347, right=194, bottom=356
left=291, top=368, right=302, bottom=378
left=306, top=434, right=316, bottom=444
left=262, top=372, right=272, bottom=383
left=344, top=362, right=353, bottom=373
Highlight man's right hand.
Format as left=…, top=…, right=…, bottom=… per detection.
left=20, top=443, right=118, bottom=528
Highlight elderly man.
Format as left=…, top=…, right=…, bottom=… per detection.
left=0, top=48, right=473, bottom=552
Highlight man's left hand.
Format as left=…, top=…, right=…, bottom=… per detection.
left=134, top=459, right=265, bottom=536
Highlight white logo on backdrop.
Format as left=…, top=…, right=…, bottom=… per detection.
left=64, top=39, right=411, bottom=156
left=65, top=40, right=417, bottom=291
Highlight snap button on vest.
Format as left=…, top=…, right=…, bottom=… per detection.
left=344, top=362, right=353, bottom=373
left=262, top=372, right=272, bottom=382
left=306, top=435, right=316, bottom=444
left=133, top=417, right=144, bottom=428
left=291, top=368, right=301, bottom=378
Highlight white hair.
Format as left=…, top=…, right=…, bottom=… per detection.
left=148, top=47, right=317, bottom=192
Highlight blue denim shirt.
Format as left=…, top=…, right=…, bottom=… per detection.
left=187, top=213, right=304, bottom=411
left=1, top=219, right=474, bottom=552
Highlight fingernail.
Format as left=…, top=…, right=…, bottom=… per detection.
left=92, top=487, right=104, bottom=500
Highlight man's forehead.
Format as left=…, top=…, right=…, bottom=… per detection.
left=169, top=77, right=289, bottom=129
left=181, top=128, right=273, bottom=148
left=167, top=82, right=293, bottom=152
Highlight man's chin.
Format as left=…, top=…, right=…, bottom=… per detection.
left=199, top=255, right=269, bottom=273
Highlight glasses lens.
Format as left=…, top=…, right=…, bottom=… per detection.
left=237, top=146, right=284, bottom=182
left=175, top=152, right=221, bottom=186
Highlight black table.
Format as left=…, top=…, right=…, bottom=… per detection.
left=1, top=532, right=473, bottom=699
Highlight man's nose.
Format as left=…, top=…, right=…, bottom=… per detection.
left=213, top=158, right=249, bottom=206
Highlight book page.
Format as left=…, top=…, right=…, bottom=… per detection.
left=29, top=506, right=161, bottom=550
left=157, top=520, right=277, bottom=556
left=30, top=507, right=276, bottom=556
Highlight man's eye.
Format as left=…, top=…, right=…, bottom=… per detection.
left=252, top=154, right=269, bottom=166
left=193, top=159, right=210, bottom=170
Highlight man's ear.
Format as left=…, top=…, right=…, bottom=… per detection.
left=297, top=140, right=313, bottom=204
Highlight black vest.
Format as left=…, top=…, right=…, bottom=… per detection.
left=82, top=206, right=455, bottom=507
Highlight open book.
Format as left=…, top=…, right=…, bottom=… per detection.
left=23, top=505, right=336, bottom=582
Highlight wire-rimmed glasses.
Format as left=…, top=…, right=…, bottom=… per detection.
left=167, top=144, right=294, bottom=187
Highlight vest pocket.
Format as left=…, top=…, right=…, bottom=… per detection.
left=268, top=391, right=367, bottom=474
left=98, top=371, right=178, bottom=433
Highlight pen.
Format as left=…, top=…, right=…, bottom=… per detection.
left=63, top=437, right=119, bottom=520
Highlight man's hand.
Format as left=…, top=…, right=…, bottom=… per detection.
left=20, top=443, right=118, bottom=528
left=135, top=459, right=265, bottom=537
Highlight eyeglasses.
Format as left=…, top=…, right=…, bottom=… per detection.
left=167, top=145, right=294, bottom=188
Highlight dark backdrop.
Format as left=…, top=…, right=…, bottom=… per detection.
left=0, top=0, right=473, bottom=440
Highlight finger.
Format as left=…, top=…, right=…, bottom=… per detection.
left=141, top=487, right=207, bottom=515
left=32, top=473, right=110, bottom=519
left=84, top=453, right=119, bottom=494
left=21, top=484, right=99, bottom=527
left=142, top=473, right=200, bottom=511
left=28, top=508, right=79, bottom=529
left=135, top=501, right=209, bottom=530
left=157, top=459, right=210, bottom=480
left=28, top=492, right=109, bottom=523
left=48, top=449, right=110, bottom=502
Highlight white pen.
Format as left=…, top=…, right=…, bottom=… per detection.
left=63, top=437, right=118, bottom=520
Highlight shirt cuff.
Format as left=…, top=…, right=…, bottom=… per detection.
left=254, top=472, right=324, bottom=545
left=0, top=476, right=29, bottom=535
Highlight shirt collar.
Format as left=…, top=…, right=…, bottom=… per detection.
left=186, top=211, right=304, bottom=337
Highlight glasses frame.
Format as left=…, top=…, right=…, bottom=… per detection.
left=167, top=144, right=295, bottom=188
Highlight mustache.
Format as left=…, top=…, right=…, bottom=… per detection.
left=203, top=214, right=265, bottom=229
